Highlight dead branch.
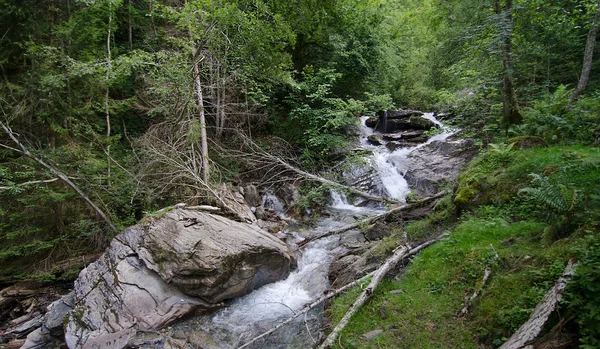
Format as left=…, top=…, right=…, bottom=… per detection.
left=298, top=191, right=447, bottom=248
left=0, top=177, right=61, bottom=190
left=238, top=236, right=444, bottom=349
left=499, top=259, right=577, bottom=349
left=0, top=121, right=117, bottom=233
left=458, top=244, right=499, bottom=318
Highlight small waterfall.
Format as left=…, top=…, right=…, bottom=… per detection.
left=363, top=112, right=454, bottom=201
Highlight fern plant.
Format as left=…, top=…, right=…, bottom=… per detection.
left=519, top=173, right=580, bottom=243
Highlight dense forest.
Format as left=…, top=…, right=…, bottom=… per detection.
left=1, top=0, right=600, bottom=348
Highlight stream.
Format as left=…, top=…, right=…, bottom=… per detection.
left=169, top=113, right=454, bottom=348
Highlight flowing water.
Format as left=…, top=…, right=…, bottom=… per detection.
left=171, top=113, right=453, bottom=348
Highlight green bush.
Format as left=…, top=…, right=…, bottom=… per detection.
left=512, top=86, right=600, bottom=145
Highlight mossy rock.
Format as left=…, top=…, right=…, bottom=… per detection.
left=507, top=136, right=548, bottom=149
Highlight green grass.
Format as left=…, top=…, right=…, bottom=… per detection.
left=327, top=217, right=577, bottom=348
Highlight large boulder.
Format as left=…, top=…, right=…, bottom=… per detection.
left=64, top=209, right=295, bottom=348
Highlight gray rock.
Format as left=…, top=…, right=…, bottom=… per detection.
left=361, top=329, right=384, bottom=341
left=405, top=139, right=475, bottom=196
left=65, top=209, right=295, bottom=349
left=275, top=183, right=300, bottom=209
left=367, top=134, right=384, bottom=146
left=254, top=205, right=266, bottom=220
left=243, top=185, right=261, bottom=207
left=45, top=291, right=75, bottom=335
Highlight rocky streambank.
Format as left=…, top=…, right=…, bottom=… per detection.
left=18, top=208, right=295, bottom=349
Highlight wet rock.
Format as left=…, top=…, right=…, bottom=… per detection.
left=363, top=221, right=389, bottom=241
left=367, top=134, right=384, bottom=146
left=275, top=183, right=301, bottom=209
left=386, top=110, right=424, bottom=119
left=45, top=292, right=74, bottom=336
left=365, top=116, right=379, bottom=128
left=404, top=139, right=475, bottom=196
left=254, top=205, right=266, bottom=220
left=385, top=116, right=436, bottom=132
left=381, top=130, right=425, bottom=141
left=64, top=209, right=295, bottom=349
left=243, top=184, right=261, bottom=207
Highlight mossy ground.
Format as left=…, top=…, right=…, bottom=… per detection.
left=326, top=145, right=600, bottom=348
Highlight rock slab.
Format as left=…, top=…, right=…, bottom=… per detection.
left=63, top=209, right=295, bottom=348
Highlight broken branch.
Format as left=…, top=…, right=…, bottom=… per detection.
left=298, top=191, right=447, bottom=247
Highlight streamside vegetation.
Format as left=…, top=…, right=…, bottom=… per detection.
left=1, top=0, right=600, bottom=347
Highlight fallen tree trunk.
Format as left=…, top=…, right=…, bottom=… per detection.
left=238, top=237, right=443, bottom=349
left=1, top=121, right=117, bottom=233
left=298, top=191, right=447, bottom=247
left=499, top=259, right=576, bottom=349
left=458, top=244, right=499, bottom=318
left=217, top=132, right=398, bottom=204
left=316, top=244, right=411, bottom=349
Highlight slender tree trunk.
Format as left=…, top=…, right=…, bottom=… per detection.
left=190, top=36, right=210, bottom=184
left=568, top=2, right=600, bottom=107
left=495, top=0, right=522, bottom=130
left=128, top=0, right=133, bottom=50
left=106, top=1, right=112, bottom=185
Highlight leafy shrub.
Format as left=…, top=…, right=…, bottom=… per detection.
left=512, top=85, right=600, bottom=145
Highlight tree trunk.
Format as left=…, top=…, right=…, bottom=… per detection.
left=106, top=1, right=112, bottom=185
left=190, top=38, right=210, bottom=184
left=128, top=0, right=133, bottom=50
left=495, top=0, right=522, bottom=130
left=568, top=2, right=600, bottom=107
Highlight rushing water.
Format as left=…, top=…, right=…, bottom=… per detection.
left=171, top=112, right=453, bottom=348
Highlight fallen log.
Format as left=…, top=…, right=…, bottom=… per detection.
left=499, top=259, right=576, bottom=349
left=317, top=245, right=411, bottom=349
left=458, top=244, right=499, bottom=318
left=298, top=191, right=447, bottom=248
left=237, top=237, right=443, bottom=349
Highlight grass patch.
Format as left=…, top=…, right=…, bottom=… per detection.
left=327, top=217, right=578, bottom=348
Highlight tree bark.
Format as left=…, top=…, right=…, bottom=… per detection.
left=0, top=121, right=117, bottom=233
left=568, top=2, right=600, bottom=107
left=298, top=191, right=447, bottom=247
left=499, top=260, right=576, bottom=349
left=495, top=0, right=522, bottom=129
